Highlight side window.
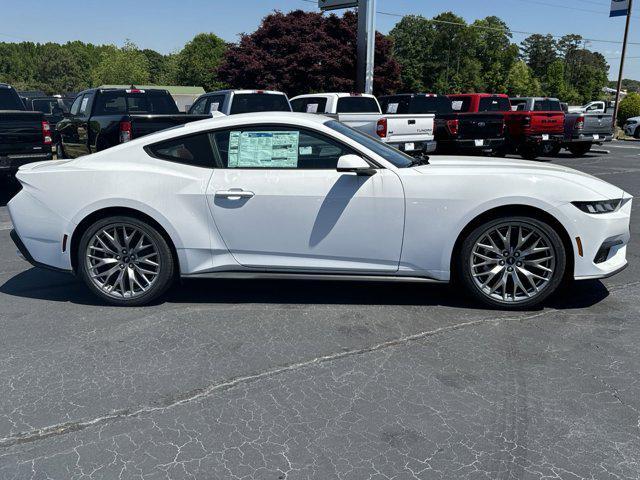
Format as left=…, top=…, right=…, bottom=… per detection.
left=79, top=93, right=94, bottom=116
left=146, top=133, right=215, bottom=168
left=190, top=97, right=207, bottom=114
left=206, top=95, right=225, bottom=113
left=70, top=95, right=83, bottom=116
left=211, top=127, right=356, bottom=170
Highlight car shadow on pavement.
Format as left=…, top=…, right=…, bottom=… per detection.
left=0, top=266, right=610, bottom=310
left=0, top=177, right=21, bottom=207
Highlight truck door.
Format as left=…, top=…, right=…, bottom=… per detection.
left=75, top=92, right=94, bottom=156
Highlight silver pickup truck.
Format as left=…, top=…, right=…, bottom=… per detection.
left=290, top=93, right=436, bottom=156
left=544, top=103, right=613, bottom=156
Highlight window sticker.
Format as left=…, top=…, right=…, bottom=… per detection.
left=451, top=100, right=463, bottom=111
left=80, top=97, right=89, bottom=113
left=228, top=131, right=300, bottom=168
left=386, top=102, right=399, bottom=114
left=209, top=102, right=220, bottom=113
left=299, top=146, right=312, bottom=155
left=306, top=103, right=319, bottom=113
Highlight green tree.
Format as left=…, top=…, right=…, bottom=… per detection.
left=471, top=16, right=519, bottom=92
left=176, top=33, right=227, bottom=90
left=521, top=34, right=557, bottom=79
left=565, top=48, right=608, bottom=103
left=91, top=40, right=150, bottom=86
left=506, top=60, right=541, bottom=96
left=388, top=15, right=432, bottom=92
left=617, top=92, right=640, bottom=125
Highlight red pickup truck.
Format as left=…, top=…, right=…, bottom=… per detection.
left=448, top=94, right=565, bottom=160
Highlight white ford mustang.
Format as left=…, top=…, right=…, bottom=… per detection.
left=8, top=112, right=632, bottom=308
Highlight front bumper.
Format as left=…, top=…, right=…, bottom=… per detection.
left=0, top=152, right=53, bottom=173
left=556, top=199, right=632, bottom=280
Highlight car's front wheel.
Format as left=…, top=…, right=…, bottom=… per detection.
left=78, top=216, right=175, bottom=306
left=458, top=216, right=566, bottom=309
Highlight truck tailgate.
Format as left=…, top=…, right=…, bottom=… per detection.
left=385, top=114, right=434, bottom=143
left=458, top=113, right=504, bottom=139
left=582, top=114, right=613, bottom=136
left=530, top=112, right=564, bottom=134
left=130, top=114, right=210, bottom=139
left=0, top=111, right=45, bottom=156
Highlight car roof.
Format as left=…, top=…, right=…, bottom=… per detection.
left=291, top=93, right=376, bottom=99
left=203, top=90, right=287, bottom=96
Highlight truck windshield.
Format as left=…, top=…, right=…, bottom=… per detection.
left=325, top=120, right=413, bottom=168
left=336, top=97, right=380, bottom=113
left=0, top=88, right=25, bottom=110
left=478, top=97, right=511, bottom=112
left=230, top=93, right=291, bottom=114
left=94, top=91, right=179, bottom=115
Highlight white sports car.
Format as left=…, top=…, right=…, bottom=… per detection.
left=8, top=112, right=632, bottom=308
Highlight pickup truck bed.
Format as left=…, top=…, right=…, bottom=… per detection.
left=1, top=84, right=52, bottom=177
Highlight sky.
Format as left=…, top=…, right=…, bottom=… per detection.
left=0, top=0, right=638, bottom=80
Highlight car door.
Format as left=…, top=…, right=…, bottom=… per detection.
left=207, top=124, right=405, bottom=272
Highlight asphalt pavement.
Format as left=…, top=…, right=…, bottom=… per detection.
left=0, top=143, right=638, bottom=479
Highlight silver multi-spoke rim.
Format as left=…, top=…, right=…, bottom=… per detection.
left=470, top=222, right=556, bottom=303
left=86, top=224, right=160, bottom=299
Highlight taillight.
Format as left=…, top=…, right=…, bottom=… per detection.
left=446, top=119, right=459, bottom=136
left=499, top=120, right=506, bottom=135
left=575, top=115, right=585, bottom=130
left=119, top=121, right=132, bottom=143
left=41, top=121, right=52, bottom=145
left=376, top=118, right=387, bottom=138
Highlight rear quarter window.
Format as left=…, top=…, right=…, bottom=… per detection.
left=290, top=97, right=328, bottom=113
left=146, top=133, right=215, bottom=168
left=230, top=94, right=291, bottom=114
left=450, top=97, right=471, bottom=112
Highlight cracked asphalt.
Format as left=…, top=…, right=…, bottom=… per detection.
left=0, top=143, right=638, bottom=479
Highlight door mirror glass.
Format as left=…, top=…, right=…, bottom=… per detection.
left=337, top=154, right=375, bottom=174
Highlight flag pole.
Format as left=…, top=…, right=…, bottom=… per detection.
left=613, top=0, right=633, bottom=129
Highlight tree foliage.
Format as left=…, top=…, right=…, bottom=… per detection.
left=176, top=33, right=227, bottom=91
left=505, top=61, right=541, bottom=96
left=617, top=92, right=640, bottom=124
left=91, top=41, right=150, bottom=86
left=218, top=10, right=401, bottom=96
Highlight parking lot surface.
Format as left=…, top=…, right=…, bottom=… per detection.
left=0, top=144, right=639, bottom=479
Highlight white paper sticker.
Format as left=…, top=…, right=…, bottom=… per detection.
left=474, top=139, right=484, bottom=147
left=542, top=134, right=549, bottom=141
left=228, top=131, right=300, bottom=168
left=299, top=146, right=312, bottom=155
left=80, top=97, right=89, bottom=113
left=209, top=102, right=220, bottom=113
left=387, top=103, right=399, bottom=114
left=451, top=100, right=463, bottom=111
left=306, top=103, right=319, bottom=113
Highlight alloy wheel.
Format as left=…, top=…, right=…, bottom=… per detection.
left=470, top=222, right=556, bottom=303
left=85, top=224, right=160, bottom=299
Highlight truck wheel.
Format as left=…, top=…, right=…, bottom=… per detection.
left=55, top=143, right=66, bottom=159
left=77, top=216, right=175, bottom=306
left=568, top=144, right=592, bottom=157
left=458, top=216, right=566, bottom=309
left=541, top=143, right=561, bottom=157
left=519, top=144, right=540, bottom=160
left=492, top=146, right=507, bottom=157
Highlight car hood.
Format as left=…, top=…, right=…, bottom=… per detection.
left=414, top=156, right=628, bottom=199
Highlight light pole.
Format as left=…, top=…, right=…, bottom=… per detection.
left=612, top=0, right=634, bottom=129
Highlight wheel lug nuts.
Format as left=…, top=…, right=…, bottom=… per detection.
left=507, top=267, right=513, bottom=272
left=499, top=260, right=505, bottom=266
left=503, top=251, right=509, bottom=257
left=515, top=252, right=520, bottom=257
left=119, top=264, right=125, bottom=269
left=129, top=264, right=133, bottom=268
left=517, top=262, right=522, bottom=267
left=116, top=256, right=120, bottom=260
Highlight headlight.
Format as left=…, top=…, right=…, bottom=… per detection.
left=572, top=199, right=625, bottom=214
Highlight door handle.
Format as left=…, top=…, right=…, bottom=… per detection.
left=215, top=189, right=255, bottom=199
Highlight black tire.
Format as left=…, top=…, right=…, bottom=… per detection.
left=457, top=216, right=567, bottom=309
left=519, top=144, right=540, bottom=160
left=541, top=143, right=562, bottom=157
left=491, top=146, right=507, bottom=157
left=55, top=142, right=66, bottom=159
left=634, top=127, right=640, bottom=139
left=567, top=143, right=592, bottom=157
left=77, top=216, right=175, bottom=306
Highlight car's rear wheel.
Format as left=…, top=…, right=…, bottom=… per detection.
left=568, top=143, right=592, bottom=157
left=55, top=142, right=66, bottom=159
left=78, top=216, right=175, bottom=306
left=459, top=216, right=566, bottom=309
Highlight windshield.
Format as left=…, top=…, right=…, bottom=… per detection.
left=325, top=120, right=413, bottom=168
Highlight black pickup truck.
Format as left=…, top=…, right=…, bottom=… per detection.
left=56, top=87, right=210, bottom=158
left=378, top=93, right=505, bottom=155
left=23, top=96, right=73, bottom=145
left=0, top=83, right=52, bottom=178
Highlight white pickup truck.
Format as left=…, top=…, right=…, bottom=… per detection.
left=567, top=100, right=614, bottom=114
left=290, top=93, right=436, bottom=156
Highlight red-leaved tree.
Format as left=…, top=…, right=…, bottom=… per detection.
left=217, top=10, right=401, bottom=96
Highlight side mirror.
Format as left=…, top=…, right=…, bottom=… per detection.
left=336, top=154, right=376, bottom=175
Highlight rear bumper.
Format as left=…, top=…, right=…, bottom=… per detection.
left=10, top=229, right=72, bottom=274
left=388, top=140, right=437, bottom=155
left=440, top=138, right=505, bottom=150
left=524, top=134, right=564, bottom=144
left=0, top=152, right=53, bottom=173
left=565, top=134, right=613, bottom=144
